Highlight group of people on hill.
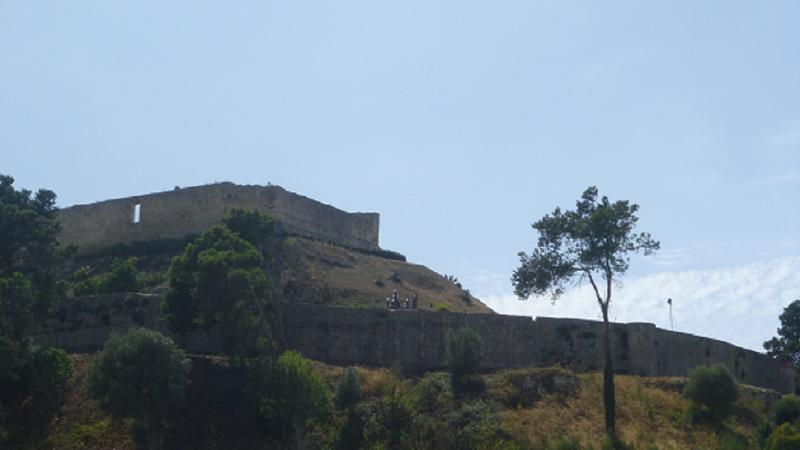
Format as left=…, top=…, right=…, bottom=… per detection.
left=385, top=289, right=418, bottom=310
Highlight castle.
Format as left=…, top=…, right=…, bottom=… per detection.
left=57, top=182, right=380, bottom=254
left=43, top=183, right=795, bottom=394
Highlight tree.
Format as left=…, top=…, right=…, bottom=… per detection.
left=764, top=299, right=800, bottom=393
left=511, top=186, right=659, bottom=437
left=683, top=364, right=739, bottom=422
left=0, top=175, right=69, bottom=337
left=260, top=351, right=332, bottom=444
left=335, top=367, right=363, bottom=410
left=87, top=328, right=190, bottom=450
left=446, top=326, right=484, bottom=393
left=221, top=208, right=276, bottom=250
left=164, top=225, right=271, bottom=357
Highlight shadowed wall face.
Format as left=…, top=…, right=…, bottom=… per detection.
left=57, top=182, right=380, bottom=254
left=32, top=296, right=796, bottom=394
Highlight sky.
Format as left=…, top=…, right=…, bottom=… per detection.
left=1, top=1, right=798, bottom=351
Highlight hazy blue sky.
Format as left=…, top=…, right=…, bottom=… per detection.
left=2, top=1, right=798, bottom=350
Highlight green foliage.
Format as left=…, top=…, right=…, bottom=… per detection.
left=222, top=208, right=276, bottom=248
left=683, top=364, right=740, bottom=421
left=30, top=345, right=73, bottom=399
left=766, top=423, right=800, bottom=450
left=448, top=400, right=521, bottom=450
left=773, top=394, right=800, bottom=425
left=164, top=225, right=271, bottom=356
left=335, top=409, right=365, bottom=450
left=0, top=174, right=67, bottom=321
left=718, top=434, right=748, bottom=450
left=87, top=328, right=190, bottom=449
left=260, top=351, right=332, bottom=442
left=0, top=272, right=34, bottom=341
left=364, top=388, right=414, bottom=450
left=764, top=299, right=800, bottom=393
left=104, top=235, right=199, bottom=257
left=446, top=326, right=484, bottom=393
left=73, top=258, right=143, bottom=296
left=756, top=421, right=774, bottom=450
left=335, top=367, right=363, bottom=410
left=0, top=336, right=26, bottom=404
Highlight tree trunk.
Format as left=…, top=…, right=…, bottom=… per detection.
left=602, top=306, right=616, bottom=438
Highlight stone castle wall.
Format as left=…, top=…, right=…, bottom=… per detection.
left=57, top=183, right=380, bottom=254
left=32, top=295, right=795, bottom=393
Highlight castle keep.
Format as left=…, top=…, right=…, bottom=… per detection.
left=57, top=182, right=380, bottom=254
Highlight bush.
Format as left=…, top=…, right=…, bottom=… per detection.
left=446, top=326, right=483, bottom=393
left=335, top=367, right=362, bottom=410
left=87, top=328, right=190, bottom=449
left=260, top=351, right=332, bottom=442
left=683, top=364, right=739, bottom=421
left=766, top=423, right=800, bottom=450
left=73, top=258, right=143, bottom=296
left=30, top=346, right=73, bottom=399
left=774, top=395, right=800, bottom=425
left=222, top=208, right=276, bottom=248
left=364, top=388, right=414, bottom=450
left=164, top=225, right=271, bottom=356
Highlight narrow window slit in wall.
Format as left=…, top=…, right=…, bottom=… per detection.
left=133, top=203, right=141, bottom=224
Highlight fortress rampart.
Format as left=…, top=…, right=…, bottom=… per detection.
left=32, top=294, right=795, bottom=394
left=57, top=183, right=380, bottom=254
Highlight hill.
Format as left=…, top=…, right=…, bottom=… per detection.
left=16, top=355, right=777, bottom=450
left=65, top=234, right=492, bottom=314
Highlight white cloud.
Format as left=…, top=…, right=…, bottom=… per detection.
left=480, top=257, right=800, bottom=352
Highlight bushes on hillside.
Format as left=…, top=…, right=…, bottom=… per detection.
left=164, top=225, right=272, bottom=357
left=72, top=258, right=143, bottom=296
left=773, top=394, right=800, bottom=426
left=683, top=364, right=739, bottom=422
left=335, top=367, right=362, bottom=410
left=88, top=328, right=190, bottom=450
left=765, top=423, right=800, bottom=450
left=446, top=326, right=484, bottom=394
left=260, top=351, right=332, bottom=443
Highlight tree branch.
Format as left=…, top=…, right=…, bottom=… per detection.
left=585, top=270, right=605, bottom=308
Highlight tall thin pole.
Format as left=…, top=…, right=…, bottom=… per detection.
left=667, top=298, right=673, bottom=331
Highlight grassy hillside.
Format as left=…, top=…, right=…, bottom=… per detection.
left=66, top=235, right=492, bottom=314
left=17, top=355, right=776, bottom=450
left=272, top=237, right=492, bottom=313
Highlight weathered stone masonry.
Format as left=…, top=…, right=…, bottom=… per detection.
left=57, top=182, right=380, bottom=254
left=32, top=295, right=795, bottom=393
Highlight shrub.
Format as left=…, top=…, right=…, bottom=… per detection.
left=87, top=328, right=190, bottom=449
left=364, top=388, right=414, bottom=450
left=449, top=400, right=520, bottom=450
left=102, top=258, right=143, bottom=293
left=446, top=326, right=483, bottom=393
left=260, top=351, right=332, bottom=442
left=335, top=367, right=362, bottom=410
left=30, top=346, right=73, bottom=400
left=73, top=258, right=143, bottom=296
left=164, top=225, right=271, bottom=357
left=222, top=208, right=276, bottom=248
left=683, top=364, right=739, bottom=421
left=766, top=423, right=800, bottom=450
left=773, top=395, right=800, bottom=425
left=757, top=421, right=775, bottom=449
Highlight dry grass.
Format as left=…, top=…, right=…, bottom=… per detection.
left=285, top=238, right=493, bottom=313
left=29, top=354, right=134, bottom=450
left=497, top=372, right=764, bottom=450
